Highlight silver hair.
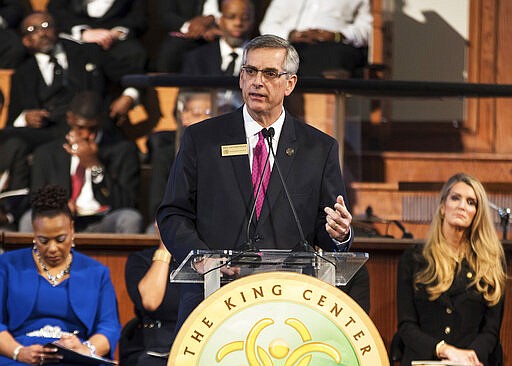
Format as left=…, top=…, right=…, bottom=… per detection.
left=242, top=34, right=299, bottom=75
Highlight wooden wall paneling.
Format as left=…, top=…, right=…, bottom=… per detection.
left=0, top=69, right=13, bottom=128
left=495, top=0, right=512, bottom=153
left=29, top=0, right=48, bottom=11
left=464, top=0, right=497, bottom=152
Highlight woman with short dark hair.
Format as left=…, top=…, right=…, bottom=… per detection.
left=0, top=185, right=121, bottom=365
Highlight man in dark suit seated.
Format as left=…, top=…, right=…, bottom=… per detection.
left=18, top=91, right=143, bottom=233
left=157, top=34, right=354, bottom=333
left=182, top=0, right=254, bottom=77
left=0, top=0, right=26, bottom=68
left=0, top=90, right=29, bottom=232
left=2, top=11, right=138, bottom=149
left=181, top=0, right=255, bottom=113
left=47, top=0, right=147, bottom=76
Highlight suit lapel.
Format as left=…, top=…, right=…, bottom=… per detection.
left=257, top=113, right=297, bottom=225
left=225, top=110, right=252, bottom=207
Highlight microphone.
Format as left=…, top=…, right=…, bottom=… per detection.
left=366, top=205, right=413, bottom=239
left=236, top=128, right=271, bottom=253
left=392, top=220, right=413, bottom=239
left=264, top=127, right=312, bottom=252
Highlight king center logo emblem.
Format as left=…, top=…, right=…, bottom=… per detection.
left=168, top=272, right=389, bottom=366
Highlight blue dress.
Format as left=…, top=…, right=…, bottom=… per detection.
left=0, top=248, right=121, bottom=365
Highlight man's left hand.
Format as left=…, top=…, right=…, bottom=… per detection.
left=109, top=95, right=134, bottom=122
left=324, top=195, right=352, bottom=241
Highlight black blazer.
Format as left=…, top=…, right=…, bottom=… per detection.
left=47, top=0, right=147, bottom=37
left=157, top=108, right=351, bottom=263
left=121, top=247, right=180, bottom=366
left=0, top=0, right=23, bottom=28
left=182, top=40, right=223, bottom=75
left=7, top=39, right=117, bottom=127
left=30, top=137, right=140, bottom=210
left=397, top=245, right=504, bottom=366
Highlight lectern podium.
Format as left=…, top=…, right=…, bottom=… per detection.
left=170, top=249, right=368, bottom=297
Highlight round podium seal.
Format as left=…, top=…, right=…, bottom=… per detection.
left=168, top=272, right=389, bottom=366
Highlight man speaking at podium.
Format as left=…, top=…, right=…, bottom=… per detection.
left=157, top=34, right=353, bottom=332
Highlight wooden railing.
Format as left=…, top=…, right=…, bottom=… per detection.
left=2, top=232, right=511, bottom=363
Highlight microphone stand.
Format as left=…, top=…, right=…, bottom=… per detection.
left=489, top=202, right=511, bottom=240
left=264, top=128, right=312, bottom=252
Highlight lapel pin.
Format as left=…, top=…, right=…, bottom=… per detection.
left=286, top=147, right=295, bottom=157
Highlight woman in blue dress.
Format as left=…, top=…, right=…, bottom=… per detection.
left=0, top=185, right=121, bottom=365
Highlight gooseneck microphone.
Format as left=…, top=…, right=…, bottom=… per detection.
left=264, top=127, right=312, bottom=252
left=237, top=128, right=272, bottom=253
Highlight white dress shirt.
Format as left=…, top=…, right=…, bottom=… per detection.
left=243, top=104, right=285, bottom=172
left=259, top=0, right=372, bottom=48
left=219, top=38, right=244, bottom=75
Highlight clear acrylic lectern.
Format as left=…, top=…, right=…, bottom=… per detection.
left=170, top=250, right=368, bottom=297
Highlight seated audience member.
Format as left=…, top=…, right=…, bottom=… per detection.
left=0, top=136, right=29, bottom=231
left=47, top=0, right=147, bottom=75
left=2, top=12, right=138, bottom=150
left=0, top=0, right=26, bottom=68
left=155, top=0, right=221, bottom=72
left=182, top=0, right=254, bottom=77
left=259, top=0, right=372, bottom=77
left=146, top=90, right=212, bottom=233
left=396, top=173, right=506, bottom=366
left=182, top=0, right=254, bottom=113
left=18, top=91, right=143, bottom=234
left=0, top=184, right=121, bottom=364
left=120, top=227, right=179, bottom=366
left=0, top=91, right=30, bottom=232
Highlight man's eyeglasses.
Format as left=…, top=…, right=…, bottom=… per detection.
left=241, top=65, right=289, bottom=80
left=24, top=21, right=53, bottom=35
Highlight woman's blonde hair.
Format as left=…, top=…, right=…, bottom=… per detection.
left=415, top=173, right=506, bottom=306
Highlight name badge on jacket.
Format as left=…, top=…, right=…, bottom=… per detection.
left=221, top=144, right=248, bottom=157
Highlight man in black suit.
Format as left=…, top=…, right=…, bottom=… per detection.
left=182, top=0, right=254, bottom=113
left=47, top=0, right=147, bottom=75
left=0, top=91, right=29, bottom=231
left=18, top=91, right=143, bottom=233
left=2, top=11, right=138, bottom=148
left=182, top=0, right=254, bottom=76
left=0, top=0, right=26, bottom=68
left=157, top=34, right=353, bottom=331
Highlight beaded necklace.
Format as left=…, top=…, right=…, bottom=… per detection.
left=33, top=247, right=72, bottom=286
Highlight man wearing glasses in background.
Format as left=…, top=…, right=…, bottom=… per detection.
left=2, top=11, right=138, bottom=151
left=157, top=34, right=353, bottom=333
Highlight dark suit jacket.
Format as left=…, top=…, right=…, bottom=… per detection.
left=30, top=136, right=140, bottom=210
left=121, top=247, right=180, bottom=366
left=47, top=0, right=147, bottom=37
left=157, top=108, right=351, bottom=264
left=397, top=245, right=504, bottom=366
left=7, top=39, right=117, bottom=127
left=182, top=40, right=222, bottom=75
left=0, top=0, right=23, bottom=28
left=158, top=0, right=221, bottom=33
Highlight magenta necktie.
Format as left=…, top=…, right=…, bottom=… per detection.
left=251, top=131, right=271, bottom=219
